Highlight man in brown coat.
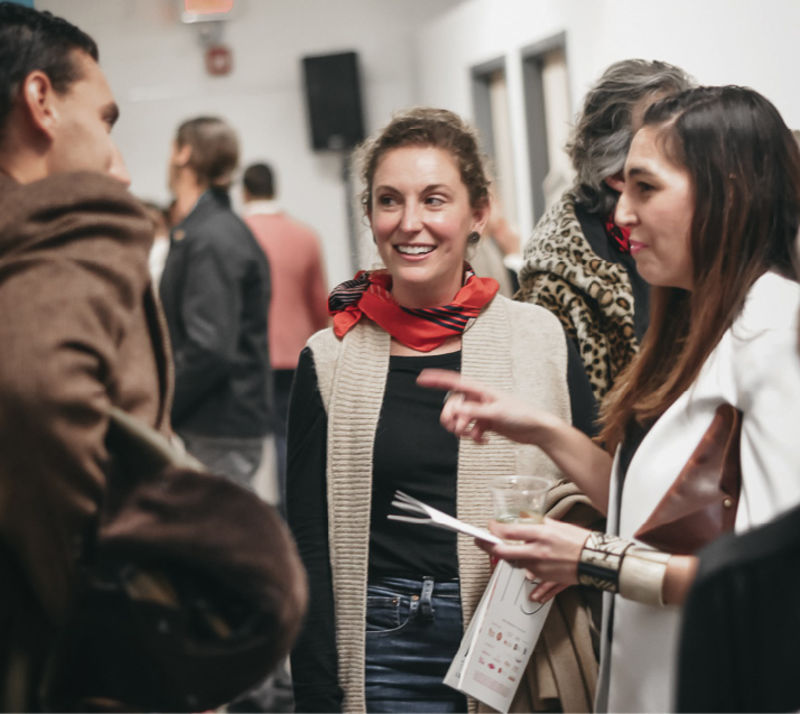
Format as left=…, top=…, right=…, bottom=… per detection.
left=0, top=4, right=304, bottom=710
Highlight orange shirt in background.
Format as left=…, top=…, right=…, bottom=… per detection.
left=244, top=202, right=329, bottom=370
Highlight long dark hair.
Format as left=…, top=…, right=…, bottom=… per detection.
left=601, top=86, right=800, bottom=449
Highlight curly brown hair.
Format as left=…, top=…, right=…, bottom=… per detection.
left=357, top=107, right=490, bottom=213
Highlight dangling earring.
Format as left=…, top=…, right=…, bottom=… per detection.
left=467, top=231, right=480, bottom=245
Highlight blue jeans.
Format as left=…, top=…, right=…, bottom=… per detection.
left=365, top=576, right=467, bottom=713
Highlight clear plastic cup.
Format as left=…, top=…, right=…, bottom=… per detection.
left=489, top=475, right=551, bottom=524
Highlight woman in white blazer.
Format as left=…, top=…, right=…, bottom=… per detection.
left=418, top=85, right=800, bottom=712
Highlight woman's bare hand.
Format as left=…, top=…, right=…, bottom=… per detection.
left=418, top=368, right=613, bottom=515
left=416, top=368, right=561, bottom=445
left=475, top=518, right=589, bottom=595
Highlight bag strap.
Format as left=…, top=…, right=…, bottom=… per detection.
left=106, top=407, right=204, bottom=471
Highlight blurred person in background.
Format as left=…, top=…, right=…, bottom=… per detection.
left=468, top=191, right=522, bottom=298
left=517, top=59, right=693, bottom=403
left=160, top=117, right=289, bottom=713
left=142, top=199, right=170, bottom=286
left=159, top=116, right=273, bottom=491
left=242, top=161, right=328, bottom=513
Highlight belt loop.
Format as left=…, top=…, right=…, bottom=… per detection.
left=409, top=589, right=420, bottom=619
left=419, top=576, right=435, bottom=621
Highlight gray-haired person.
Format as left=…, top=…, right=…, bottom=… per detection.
left=518, top=59, right=693, bottom=402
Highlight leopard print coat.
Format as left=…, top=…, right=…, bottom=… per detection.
left=517, top=191, right=640, bottom=403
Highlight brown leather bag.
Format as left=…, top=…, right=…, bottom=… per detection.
left=634, top=403, right=742, bottom=555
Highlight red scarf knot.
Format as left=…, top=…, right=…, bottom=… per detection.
left=328, top=266, right=499, bottom=352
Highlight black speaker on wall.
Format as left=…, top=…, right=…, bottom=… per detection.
left=302, top=51, right=365, bottom=151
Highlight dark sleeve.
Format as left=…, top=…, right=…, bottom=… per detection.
left=286, top=347, right=343, bottom=712
left=169, top=234, right=241, bottom=423
left=565, top=332, right=598, bottom=437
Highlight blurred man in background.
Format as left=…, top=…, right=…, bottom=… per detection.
left=242, top=161, right=328, bottom=511
left=160, top=118, right=274, bottom=491
left=161, top=123, right=293, bottom=713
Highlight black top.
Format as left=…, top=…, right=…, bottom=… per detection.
left=575, top=202, right=650, bottom=342
left=287, top=332, right=596, bottom=712
left=159, top=189, right=273, bottom=437
left=371, top=351, right=461, bottom=578
left=678, top=501, right=800, bottom=712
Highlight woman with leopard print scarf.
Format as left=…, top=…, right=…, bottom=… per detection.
left=517, top=59, right=693, bottom=403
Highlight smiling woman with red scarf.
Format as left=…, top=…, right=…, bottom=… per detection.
left=286, top=108, right=598, bottom=714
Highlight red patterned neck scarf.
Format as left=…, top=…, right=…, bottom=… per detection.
left=328, top=266, right=499, bottom=352
left=605, top=212, right=632, bottom=253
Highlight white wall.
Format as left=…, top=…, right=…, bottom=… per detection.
left=35, top=0, right=800, bottom=280
left=414, top=0, right=800, bottom=240
left=37, top=0, right=462, bottom=286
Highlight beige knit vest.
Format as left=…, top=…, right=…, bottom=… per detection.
left=308, top=294, right=570, bottom=713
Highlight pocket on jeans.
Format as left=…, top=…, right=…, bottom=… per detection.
left=365, top=595, right=411, bottom=635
